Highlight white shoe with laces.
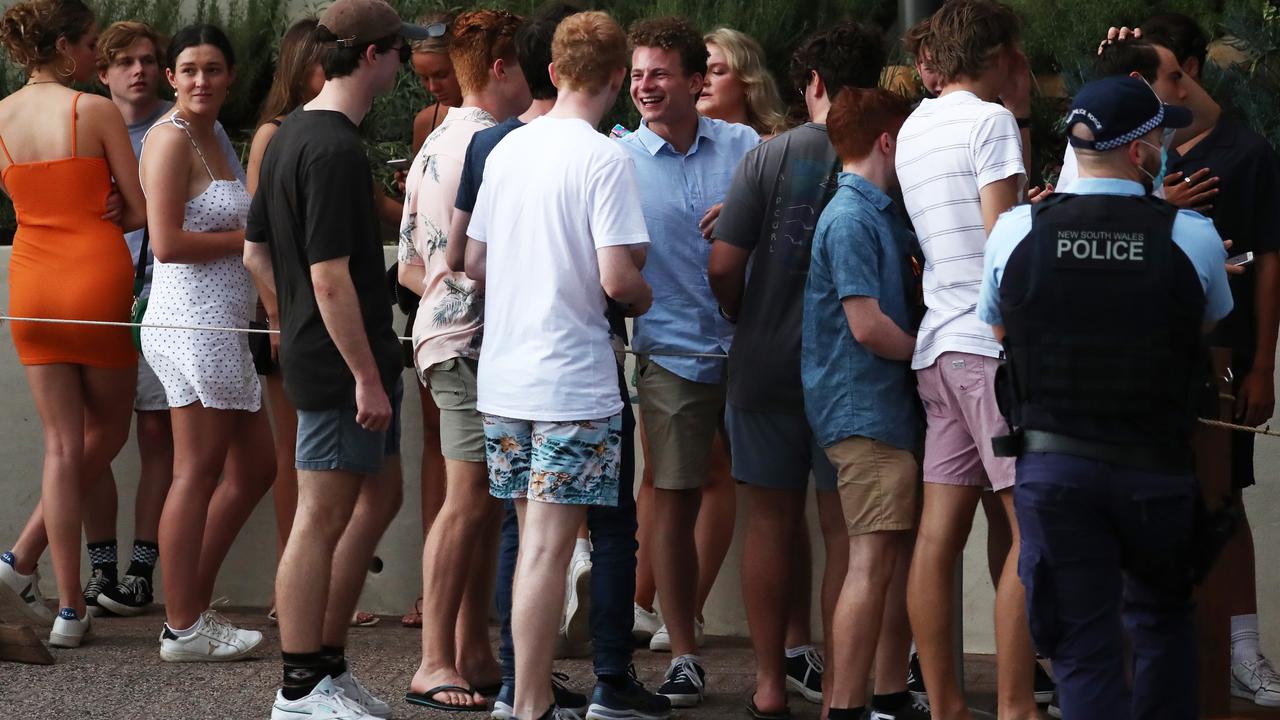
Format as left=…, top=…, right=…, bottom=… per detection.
left=333, top=671, right=392, bottom=718
left=1232, top=655, right=1280, bottom=707
left=563, top=550, right=593, bottom=648
left=160, top=609, right=264, bottom=662
left=633, top=604, right=662, bottom=643
left=272, top=676, right=376, bottom=719
left=49, top=607, right=92, bottom=648
left=0, top=554, right=53, bottom=626
left=649, top=619, right=704, bottom=653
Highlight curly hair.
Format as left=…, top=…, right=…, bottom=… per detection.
left=0, top=0, right=94, bottom=74
left=789, top=21, right=885, bottom=98
left=551, top=10, right=628, bottom=94
left=924, top=0, right=1020, bottom=85
left=450, top=9, right=523, bottom=96
left=628, top=16, right=707, bottom=78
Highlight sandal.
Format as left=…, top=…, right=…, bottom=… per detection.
left=267, top=606, right=277, bottom=624
left=405, top=685, right=488, bottom=712
left=401, top=597, right=423, bottom=628
left=351, top=611, right=380, bottom=627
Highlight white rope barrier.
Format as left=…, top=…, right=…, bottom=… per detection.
left=3, top=313, right=1275, bottom=437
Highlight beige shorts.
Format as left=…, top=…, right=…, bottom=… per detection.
left=424, top=357, right=486, bottom=463
left=637, top=357, right=725, bottom=491
left=825, top=436, right=920, bottom=536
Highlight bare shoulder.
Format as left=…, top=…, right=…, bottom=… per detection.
left=250, top=121, right=280, bottom=152
left=74, top=92, right=123, bottom=124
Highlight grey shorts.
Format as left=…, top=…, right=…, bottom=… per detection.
left=295, top=377, right=404, bottom=475
left=135, top=355, right=169, bottom=412
left=725, top=403, right=837, bottom=492
left=424, top=357, right=486, bottom=463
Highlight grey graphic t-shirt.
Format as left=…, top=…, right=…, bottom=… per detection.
left=714, top=123, right=840, bottom=414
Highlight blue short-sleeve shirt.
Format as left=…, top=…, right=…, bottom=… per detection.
left=802, top=172, right=923, bottom=451
left=979, top=178, right=1233, bottom=327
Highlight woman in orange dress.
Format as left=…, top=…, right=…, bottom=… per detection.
left=0, top=0, right=146, bottom=649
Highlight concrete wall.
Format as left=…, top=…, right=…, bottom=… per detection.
left=2, top=246, right=1278, bottom=654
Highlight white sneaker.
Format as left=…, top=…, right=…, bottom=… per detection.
left=563, top=551, right=592, bottom=648
left=160, top=609, right=264, bottom=662
left=333, top=671, right=392, bottom=718
left=649, top=619, right=703, bottom=653
left=1232, top=655, right=1280, bottom=707
left=633, top=603, right=662, bottom=643
left=48, top=607, right=92, bottom=648
left=0, top=556, right=53, bottom=626
left=272, top=676, right=376, bottom=719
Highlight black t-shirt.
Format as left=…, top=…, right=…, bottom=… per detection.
left=246, top=108, right=402, bottom=410
left=714, top=123, right=840, bottom=414
left=1169, top=117, right=1280, bottom=359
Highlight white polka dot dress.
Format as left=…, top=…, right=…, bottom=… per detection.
left=139, top=119, right=259, bottom=411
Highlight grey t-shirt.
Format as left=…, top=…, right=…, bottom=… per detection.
left=714, top=122, right=839, bottom=414
left=126, top=100, right=244, bottom=298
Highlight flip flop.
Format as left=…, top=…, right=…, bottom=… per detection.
left=351, top=611, right=380, bottom=627
left=746, top=699, right=791, bottom=720
left=401, top=597, right=423, bottom=628
left=405, top=685, right=489, bottom=712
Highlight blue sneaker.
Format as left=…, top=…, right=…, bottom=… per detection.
left=492, top=674, right=588, bottom=720
left=587, top=668, right=672, bottom=720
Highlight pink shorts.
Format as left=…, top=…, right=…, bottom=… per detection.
left=916, top=351, right=1015, bottom=491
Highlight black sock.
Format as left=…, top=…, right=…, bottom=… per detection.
left=597, top=673, right=629, bottom=691
left=535, top=706, right=556, bottom=720
left=282, top=651, right=327, bottom=701
left=828, top=708, right=865, bottom=720
left=126, top=540, right=159, bottom=580
left=87, top=540, right=118, bottom=581
left=319, top=644, right=347, bottom=678
left=872, top=691, right=910, bottom=711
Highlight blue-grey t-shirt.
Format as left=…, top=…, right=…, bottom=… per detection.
left=455, top=116, right=524, bottom=213
left=802, top=172, right=923, bottom=451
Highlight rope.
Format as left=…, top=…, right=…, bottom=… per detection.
left=0, top=314, right=725, bottom=359
left=2, top=314, right=1276, bottom=437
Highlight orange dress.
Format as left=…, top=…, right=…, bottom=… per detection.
left=2, top=93, right=135, bottom=368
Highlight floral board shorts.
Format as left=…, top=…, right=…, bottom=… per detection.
left=483, top=413, right=623, bottom=506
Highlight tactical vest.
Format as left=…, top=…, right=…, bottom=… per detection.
left=998, top=192, right=1206, bottom=452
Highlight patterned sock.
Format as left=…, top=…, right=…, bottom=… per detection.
left=126, top=540, right=160, bottom=580
left=282, top=651, right=327, bottom=701
left=87, top=540, right=118, bottom=581
left=319, top=644, right=347, bottom=678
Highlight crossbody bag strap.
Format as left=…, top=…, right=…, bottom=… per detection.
left=133, top=229, right=149, bottom=296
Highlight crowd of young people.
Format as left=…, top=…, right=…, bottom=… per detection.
left=0, top=0, right=1278, bottom=719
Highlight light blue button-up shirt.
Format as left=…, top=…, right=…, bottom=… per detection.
left=618, top=116, right=759, bottom=383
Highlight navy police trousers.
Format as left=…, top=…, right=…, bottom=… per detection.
left=1014, top=452, right=1198, bottom=720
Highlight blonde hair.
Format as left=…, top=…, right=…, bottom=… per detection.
left=411, top=11, right=452, bottom=54
left=552, top=11, right=627, bottom=94
left=95, top=20, right=162, bottom=73
left=704, top=27, right=788, bottom=136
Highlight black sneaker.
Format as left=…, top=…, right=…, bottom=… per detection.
left=82, top=568, right=113, bottom=617
left=657, top=656, right=705, bottom=708
left=870, top=694, right=931, bottom=720
left=1034, top=661, right=1056, bottom=705
left=785, top=647, right=824, bottom=704
left=96, top=574, right=153, bottom=617
left=491, top=674, right=588, bottom=720
left=907, top=650, right=928, bottom=706
left=586, top=668, right=671, bottom=720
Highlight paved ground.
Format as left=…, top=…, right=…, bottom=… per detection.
left=0, top=609, right=1275, bottom=719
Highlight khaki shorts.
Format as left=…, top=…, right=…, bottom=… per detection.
left=425, top=357, right=486, bottom=463
left=637, top=357, right=725, bottom=490
left=825, top=436, right=920, bottom=536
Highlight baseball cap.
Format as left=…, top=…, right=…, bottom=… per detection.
left=1066, top=75, right=1192, bottom=151
left=319, top=0, right=433, bottom=48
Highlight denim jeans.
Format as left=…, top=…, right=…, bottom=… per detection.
left=1015, top=451, right=1198, bottom=720
left=496, top=367, right=638, bottom=684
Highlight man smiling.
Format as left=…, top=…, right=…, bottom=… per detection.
left=617, top=15, right=758, bottom=708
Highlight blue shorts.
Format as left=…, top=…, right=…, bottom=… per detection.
left=484, top=414, right=623, bottom=506
left=725, top=404, right=837, bottom=492
left=295, top=378, right=403, bottom=475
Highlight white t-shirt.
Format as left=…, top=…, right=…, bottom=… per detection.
left=468, top=116, right=650, bottom=421
left=895, top=90, right=1026, bottom=370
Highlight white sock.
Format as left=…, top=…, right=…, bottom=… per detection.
left=574, top=538, right=591, bottom=556
left=672, top=653, right=702, bottom=668
left=166, top=619, right=200, bottom=638
left=785, top=644, right=815, bottom=658
left=1232, top=613, right=1261, bottom=666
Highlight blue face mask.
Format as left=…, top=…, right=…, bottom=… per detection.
left=1137, top=129, right=1175, bottom=192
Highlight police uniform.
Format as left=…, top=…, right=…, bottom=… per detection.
left=976, top=76, right=1234, bottom=720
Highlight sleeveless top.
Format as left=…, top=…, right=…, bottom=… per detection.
left=2, top=92, right=135, bottom=368
left=138, top=115, right=259, bottom=410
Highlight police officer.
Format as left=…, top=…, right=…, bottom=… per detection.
left=976, top=75, right=1234, bottom=720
